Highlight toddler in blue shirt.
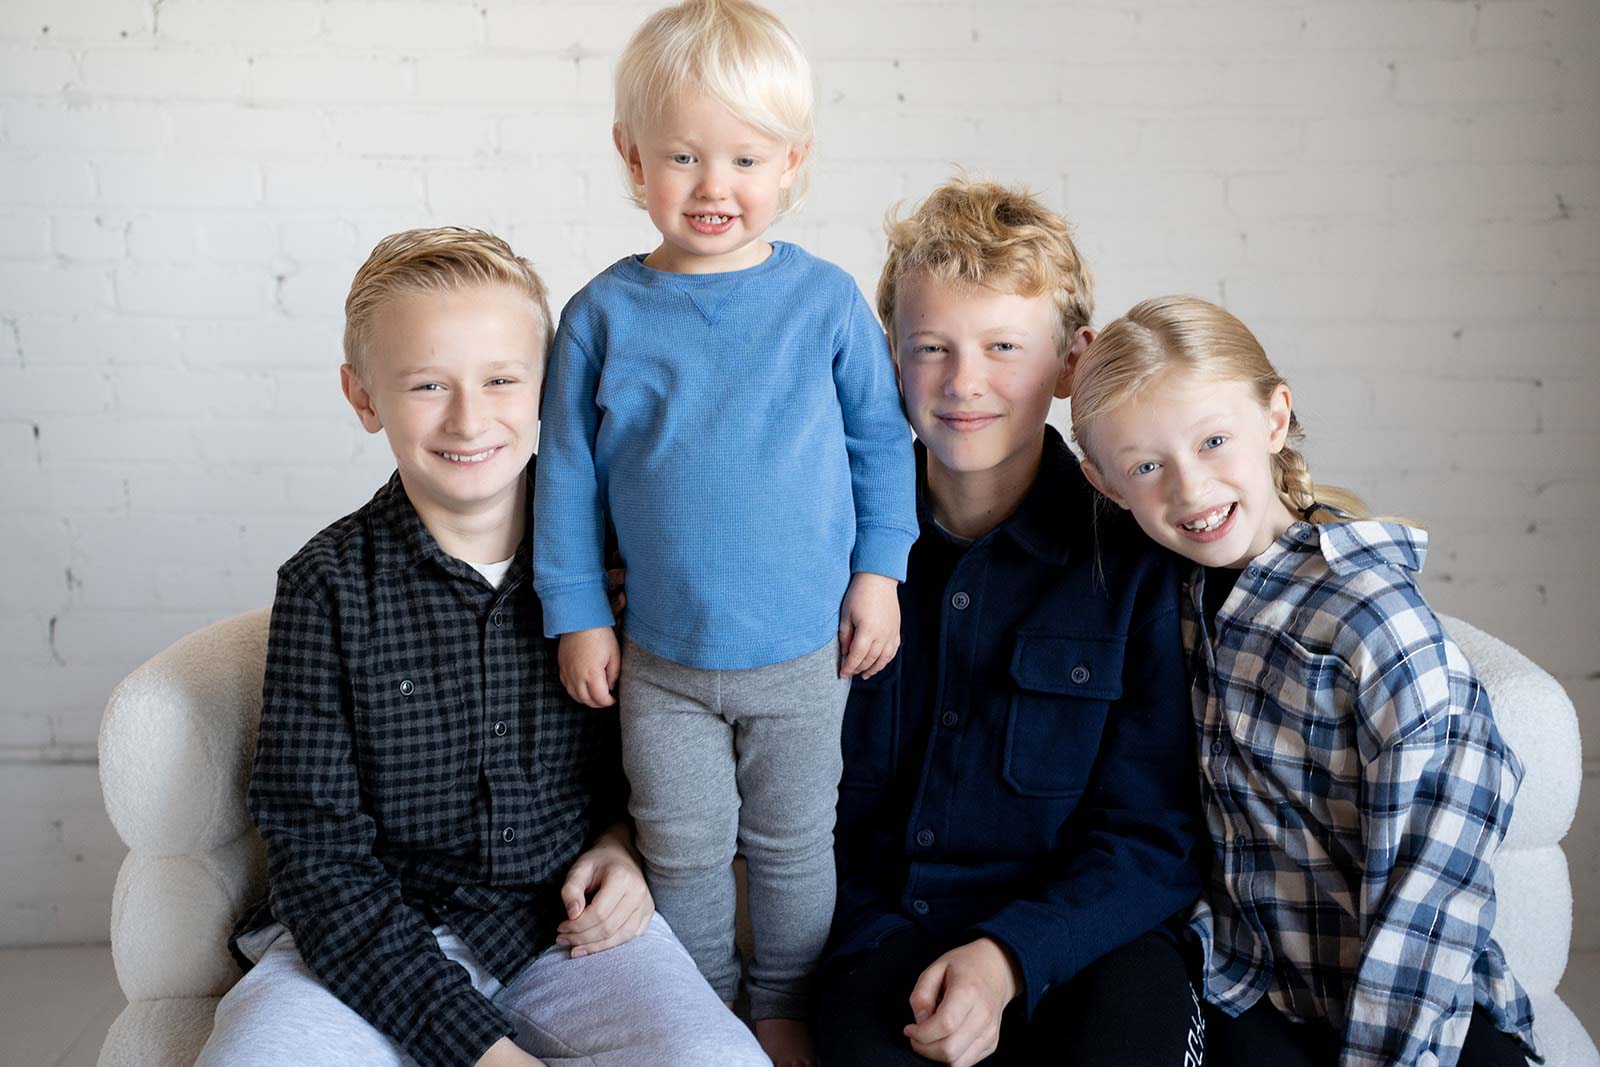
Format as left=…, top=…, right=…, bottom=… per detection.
left=531, top=1, right=917, bottom=1061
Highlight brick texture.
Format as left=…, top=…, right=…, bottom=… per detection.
left=2, top=0, right=1597, bottom=951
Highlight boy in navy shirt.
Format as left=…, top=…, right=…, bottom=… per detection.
left=817, top=181, right=1205, bottom=1067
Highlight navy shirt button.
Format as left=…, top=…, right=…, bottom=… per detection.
left=911, top=899, right=930, bottom=916
left=941, top=709, right=958, bottom=728
left=492, top=611, right=504, bottom=628
left=398, top=679, right=415, bottom=696
left=1233, top=833, right=1246, bottom=848
left=950, top=591, right=971, bottom=610
left=1069, top=664, right=1090, bottom=685
left=1245, top=566, right=1260, bottom=579
left=1210, top=740, right=1223, bottom=755
left=916, top=828, right=935, bottom=848
left=493, top=720, right=508, bottom=737
left=502, top=826, right=516, bottom=843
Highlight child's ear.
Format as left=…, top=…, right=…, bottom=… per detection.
left=1056, top=325, right=1095, bottom=399
left=341, top=363, right=384, bottom=434
left=613, top=124, right=644, bottom=185
left=1079, top=457, right=1129, bottom=511
left=1265, top=382, right=1293, bottom=454
left=778, top=140, right=810, bottom=190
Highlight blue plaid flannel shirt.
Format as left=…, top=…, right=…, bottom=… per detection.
left=1185, top=518, right=1540, bottom=1067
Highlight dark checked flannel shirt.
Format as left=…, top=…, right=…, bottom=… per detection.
left=232, top=464, right=625, bottom=1067
left=1185, top=518, right=1540, bottom=1067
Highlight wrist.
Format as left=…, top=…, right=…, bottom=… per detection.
left=974, top=937, right=1023, bottom=1004
left=851, top=571, right=898, bottom=588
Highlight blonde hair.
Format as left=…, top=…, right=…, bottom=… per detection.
left=343, top=227, right=553, bottom=382
left=877, top=177, right=1093, bottom=359
left=1070, top=294, right=1369, bottom=522
left=613, top=0, right=814, bottom=213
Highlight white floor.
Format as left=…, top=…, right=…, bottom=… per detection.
left=4, top=944, right=1598, bottom=1066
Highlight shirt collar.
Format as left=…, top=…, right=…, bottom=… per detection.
left=914, top=425, right=1086, bottom=565
left=369, top=464, right=536, bottom=581
left=1313, top=518, right=1428, bottom=576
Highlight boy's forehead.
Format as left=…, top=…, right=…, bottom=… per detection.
left=365, top=285, right=546, bottom=371
left=895, top=271, right=1051, bottom=326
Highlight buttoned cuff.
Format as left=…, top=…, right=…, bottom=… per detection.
left=537, top=581, right=616, bottom=638
left=850, top=524, right=915, bottom=582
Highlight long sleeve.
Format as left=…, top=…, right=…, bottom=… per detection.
left=1339, top=646, right=1521, bottom=1067
left=972, top=598, right=1204, bottom=1016
left=249, top=575, right=511, bottom=1067
left=531, top=319, right=614, bottom=637
left=830, top=287, right=917, bottom=580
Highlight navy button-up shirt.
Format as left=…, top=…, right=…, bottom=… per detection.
left=830, top=429, right=1203, bottom=1016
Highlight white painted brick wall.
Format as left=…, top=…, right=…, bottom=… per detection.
left=2, top=0, right=1597, bottom=955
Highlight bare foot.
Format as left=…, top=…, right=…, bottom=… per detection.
left=754, top=1017, right=818, bottom=1067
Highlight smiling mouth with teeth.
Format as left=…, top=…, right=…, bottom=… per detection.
left=691, top=214, right=731, bottom=224
left=438, top=447, right=499, bottom=464
left=1180, top=503, right=1235, bottom=533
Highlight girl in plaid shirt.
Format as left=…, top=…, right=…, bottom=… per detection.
left=1067, top=294, right=1540, bottom=1067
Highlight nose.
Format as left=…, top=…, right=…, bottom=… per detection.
left=695, top=161, right=730, bottom=201
left=445, top=387, right=489, bottom=438
left=943, top=349, right=982, bottom=399
left=1170, top=456, right=1209, bottom=507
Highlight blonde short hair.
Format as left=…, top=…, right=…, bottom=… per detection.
left=1070, top=294, right=1369, bottom=522
left=614, top=0, right=814, bottom=213
left=343, top=227, right=553, bottom=382
left=877, top=178, right=1094, bottom=359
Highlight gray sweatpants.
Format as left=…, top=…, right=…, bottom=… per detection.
left=192, top=914, right=766, bottom=1067
left=619, top=636, right=851, bottom=1022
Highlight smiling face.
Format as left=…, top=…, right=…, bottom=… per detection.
left=894, top=272, right=1080, bottom=487
left=1078, top=368, right=1299, bottom=569
left=342, top=283, right=543, bottom=533
left=617, top=89, right=805, bottom=274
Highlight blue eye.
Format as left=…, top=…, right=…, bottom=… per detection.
left=734, top=156, right=757, bottom=168
left=414, top=383, right=444, bottom=392
left=670, top=153, right=694, bottom=165
left=1202, top=435, right=1227, bottom=450
left=991, top=342, right=1019, bottom=353
left=1132, top=461, right=1160, bottom=476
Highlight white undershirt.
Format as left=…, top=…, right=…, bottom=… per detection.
left=468, top=558, right=514, bottom=589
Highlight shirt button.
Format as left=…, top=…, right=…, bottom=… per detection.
left=492, top=611, right=504, bottom=628
left=916, top=828, right=935, bottom=848
left=1069, top=664, right=1090, bottom=685
left=950, top=591, right=970, bottom=610
left=1210, top=740, right=1223, bottom=755
left=493, top=720, right=508, bottom=737
left=1233, top=833, right=1247, bottom=848
left=941, top=709, right=958, bottom=728
left=1245, top=566, right=1260, bottom=579
left=398, top=679, right=415, bottom=696
left=911, top=899, right=930, bottom=916
left=502, top=827, right=516, bottom=843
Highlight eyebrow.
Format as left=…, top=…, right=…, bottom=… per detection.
left=1108, top=411, right=1238, bottom=457
left=395, top=360, right=532, bottom=378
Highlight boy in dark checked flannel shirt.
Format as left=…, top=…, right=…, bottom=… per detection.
left=194, top=228, right=767, bottom=1067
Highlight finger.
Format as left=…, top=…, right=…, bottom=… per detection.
left=559, top=861, right=592, bottom=920
left=907, top=959, right=946, bottom=1024
left=605, top=650, right=621, bottom=689
left=860, top=642, right=893, bottom=680
left=836, top=620, right=855, bottom=677
left=841, top=636, right=878, bottom=678
left=905, top=994, right=971, bottom=1049
left=569, top=906, right=644, bottom=957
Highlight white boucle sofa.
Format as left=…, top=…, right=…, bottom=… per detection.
left=97, top=608, right=1598, bottom=1066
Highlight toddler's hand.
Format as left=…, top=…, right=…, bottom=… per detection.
left=474, top=1036, right=548, bottom=1067
left=838, top=572, right=901, bottom=680
left=556, top=825, right=654, bottom=957
left=558, top=627, right=621, bottom=708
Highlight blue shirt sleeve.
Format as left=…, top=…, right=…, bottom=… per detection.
left=532, top=311, right=615, bottom=637
left=831, top=286, right=917, bottom=581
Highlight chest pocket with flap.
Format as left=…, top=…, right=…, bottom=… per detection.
left=1003, top=632, right=1124, bottom=798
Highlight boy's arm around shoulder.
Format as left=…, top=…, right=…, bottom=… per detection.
left=250, top=569, right=513, bottom=1067
left=531, top=305, right=614, bottom=638
left=1339, top=616, right=1531, bottom=1067
left=830, top=282, right=917, bottom=583
left=970, top=552, right=1204, bottom=1018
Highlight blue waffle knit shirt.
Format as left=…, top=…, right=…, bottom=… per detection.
left=533, top=241, right=918, bottom=670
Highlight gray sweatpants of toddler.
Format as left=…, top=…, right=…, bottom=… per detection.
left=192, top=914, right=767, bottom=1067
left=619, top=635, right=851, bottom=1022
